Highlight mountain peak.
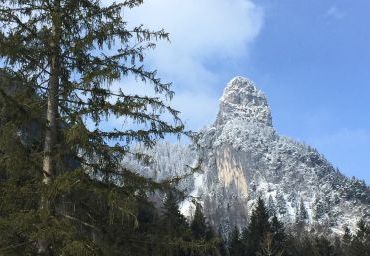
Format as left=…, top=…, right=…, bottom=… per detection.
left=129, top=75, right=370, bottom=237
left=217, top=76, right=273, bottom=127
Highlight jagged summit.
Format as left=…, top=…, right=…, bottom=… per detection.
left=127, top=76, right=370, bottom=237
left=217, top=76, right=273, bottom=127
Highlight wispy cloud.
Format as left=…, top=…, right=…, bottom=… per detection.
left=325, top=6, right=345, bottom=20
left=103, top=0, right=264, bottom=130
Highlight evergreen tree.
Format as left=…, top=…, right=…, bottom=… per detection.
left=291, top=235, right=316, bottom=256
left=348, top=219, right=370, bottom=256
left=296, top=197, right=309, bottom=235
left=270, top=215, right=286, bottom=254
left=276, top=191, right=287, bottom=216
left=162, top=191, right=189, bottom=238
left=341, top=226, right=352, bottom=255
left=0, top=0, right=183, bottom=183
left=0, top=0, right=184, bottom=172
left=160, top=191, right=224, bottom=256
left=356, top=219, right=370, bottom=242
left=333, top=236, right=345, bottom=256
left=267, top=195, right=276, bottom=217
left=228, top=226, right=243, bottom=256
left=0, top=0, right=184, bottom=254
left=315, top=236, right=336, bottom=256
left=313, top=197, right=327, bottom=221
left=256, top=233, right=283, bottom=256
left=244, top=197, right=271, bottom=256
left=240, top=226, right=249, bottom=250
left=299, top=198, right=309, bottom=223
left=0, top=72, right=46, bottom=255
left=191, top=203, right=207, bottom=240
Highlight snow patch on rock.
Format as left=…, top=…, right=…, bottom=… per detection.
left=125, top=76, right=370, bottom=236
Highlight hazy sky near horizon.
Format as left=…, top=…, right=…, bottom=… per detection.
left=119, top=0, right=370, bottom=183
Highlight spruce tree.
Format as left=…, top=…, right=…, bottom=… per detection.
left=0, top=0, right=183, bottom=184
left=270, top=215, right=286, bottom=254
left=256, top=233, right=283, bottom=256
left=162, top=191, right=189, bottom=238
left=189, top=203, right=223, bottom=256
left=191, top=203, right=207, bottom=240
left=314, top=236, right=336, bottom=256
left=341, top=226, right=352, bottom=255
left=0, top=72, right=46, bottom=255
left=267, top=195, right=276, bottom=217
left=276, top=191, right=287, bottom=216
left=296, top=197, right=308, bottom=235
left=313, top=197, right=326, bottom=221
left=333, top=236, right=345, bottom=256
left=160, top=193, right=222, bottom=256
left=0, top=0, right=184, bottom=254
left=245, top=197, right=271, bottom=256
left=228, top=226, right=242, bottom=256
left=349, top=219, right=370, bottom=256
left=240, top=226, right=249, bottom=250
left=299, top=198, right=309, bottom=223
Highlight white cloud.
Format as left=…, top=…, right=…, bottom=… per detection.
left=107, top=0, right=264, bottom=130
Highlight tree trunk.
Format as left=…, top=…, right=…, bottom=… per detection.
left=38, top=2, right=61, bottom=253
left=38, top=44, right=59, bottom=255
left=42, top=55, right=59, bottom=185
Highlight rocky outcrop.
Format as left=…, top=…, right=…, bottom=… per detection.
left=127, top=76, right=370, bottom=236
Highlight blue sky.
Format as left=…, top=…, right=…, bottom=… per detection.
left=120, top=0, right=370, bottom=183
left=248, top=1, right=370, bottom=183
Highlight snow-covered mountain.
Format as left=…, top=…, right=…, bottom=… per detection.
left=126, top=76, right=370, bottom=235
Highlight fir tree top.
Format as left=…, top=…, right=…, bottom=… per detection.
left=0, top=0, right=184, bottom=177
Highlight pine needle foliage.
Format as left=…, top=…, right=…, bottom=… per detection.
left=191, top=203, right=207, bottom=240
left=0, top=70, right=215, bottom=255
left=0, top=0, right=183, bottom=176
left=0, top=0, right=187, bottom=254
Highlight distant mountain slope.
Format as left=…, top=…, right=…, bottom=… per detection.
left=126, top=77, right=370, bottom=235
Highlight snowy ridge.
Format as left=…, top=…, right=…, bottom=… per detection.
left=126, top=77, right=370, bottom=236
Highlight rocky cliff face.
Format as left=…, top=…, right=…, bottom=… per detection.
left=127, top=76, right=370, bottom=235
